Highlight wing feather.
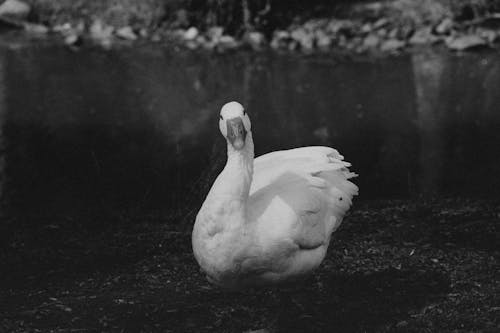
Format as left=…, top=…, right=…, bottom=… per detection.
left=249, top=146, right=358, bottom=251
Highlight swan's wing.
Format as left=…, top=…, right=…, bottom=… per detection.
left=249, top=146, right=358, bottom=250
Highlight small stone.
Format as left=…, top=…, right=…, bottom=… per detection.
left=446, top=34, right=487, bottom=50
left=89, top=20, right=113, bottom=41
left=291, top=27, right=314, bottom=50
left=53, top=22, right=72, bottom=34
left=361, top=22, right=372, bottom=34
left=409, top=27, right=440, bottom=45
left=185, top=40, right=199, bottom=50
left=327, top=19, right=352, bottom=34
left=376, top=28, right=388, bottom=37
left=0, top=0, right=30, bottom=21
left=24, top=23, right=48, bottom=34
left=435, top=17, right=454, bottom=35
left=64, top=34, right=82, bottom=47
left=363, top=34, right=380, bottom=49
left=183, top=27, right=198, bottom=40
left=316, top=31, right=332, bottom=50
left=380, top=38, right=405, bottom=52
left=373, top=18, right=389, bottom=29
left=245, top=31, right=266, bottom=50
left=275, top=30, right=290, bottom=40
left=477, top=28, right=498, bottom=43
left=270, top=30, right=290, bottom=49
left=288, top=40, right=299, bottom=51
left=116, top=26, right=137, bottom=41
left=218, top=35, right=238, bottom=50
left=206, top=26, right=223, bottom=41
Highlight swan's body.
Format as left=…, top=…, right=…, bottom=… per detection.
left=192, top=102, right=358, bottom=289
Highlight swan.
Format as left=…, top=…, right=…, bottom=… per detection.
left=192, top=101, right=358, bottom=289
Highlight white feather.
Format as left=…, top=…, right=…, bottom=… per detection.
left=192, top=103, right=358, bottom=289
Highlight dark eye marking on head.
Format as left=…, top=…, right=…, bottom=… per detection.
left=220, top=115, right=223, bottom=120
left=243, top=109, right=246, bottom=115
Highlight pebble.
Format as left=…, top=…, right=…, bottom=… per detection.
left=183, top=27, right=198, bottom=40
left=0, top=0, right=30, bottom=21
left=380, top=38, right=405, bottom=52
left=116, top=26, right=137, bottom=41
left=446, top=34, right=487, bottom=51
left=245, top=31, right=265, bottom=50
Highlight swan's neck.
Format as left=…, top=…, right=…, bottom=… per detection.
left=210, top=132, right=254, bottom=201
left=192, top=133, right=255, bottom=280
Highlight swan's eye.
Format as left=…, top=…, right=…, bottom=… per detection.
left=219, top=115, right=223, bottom=120
left=243, top=110, right=246, bottom=116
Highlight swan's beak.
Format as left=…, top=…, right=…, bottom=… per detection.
left=226, top=117, right=247, bottom=150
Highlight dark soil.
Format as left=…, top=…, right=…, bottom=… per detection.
left=1, top=197, right=499, bottom=332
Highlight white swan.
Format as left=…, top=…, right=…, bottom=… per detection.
left=192, top=101, right=358, bottom=289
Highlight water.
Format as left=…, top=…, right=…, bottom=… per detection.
left=1, top=43, right=500, bottom=226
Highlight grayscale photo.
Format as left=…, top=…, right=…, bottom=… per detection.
left=0, top=0, right=499, bottom=332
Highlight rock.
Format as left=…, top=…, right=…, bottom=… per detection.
left=24, top=23, right=48, bottom=34
left=361, top=23, right=372, bottom=34
left=288, top=40, right=299, bottom=51
left=116, top=26, right=137, bottom=41
left=0, top=0, right=30, bottom=21
left=327, top=19, right=354, bottom=35
left=55, top=22, right=82, bottom=46
left=64, top=33, right=83, bottom=47
left=270, top=30, right=290, bottom=49
left=446, top=34, right=488, bottom=51
left=376, top=28, right=388, bottom=37
left=185, top=40, right=199, bottom=50
left=477, top=28, right=498, bottom=44
left=363, top=34, right=380, bottom=49
left=244, top=31, right=266, bottom=50
left=435, top=17, right=454, bottom=35
left=89, top=20, right=114, bottom=48
left=291, top=27, right=314, bottom=50
left=89, top=20, right=113, bottom=41
left=373, top=18, right=389, bottom=30
left=183, top=27, right=198, bottom=40
left=53, top=22, right=72, bottom=34
left=315, top=30, right=332, bottom=50
left=218, top=35, right=238, bottom=50
left=139, top=28, right=148, bottom=38
left=206, top=26, right=223, bottom=41
left=409, top=27, right=440, bottom=45
left=380, top=39, right=406, bottom=52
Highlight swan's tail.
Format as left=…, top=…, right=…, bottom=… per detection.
left=309, top=148, right=358, bottom=233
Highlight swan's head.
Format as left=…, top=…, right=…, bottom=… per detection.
left=219, top=101, right=251, bottom=150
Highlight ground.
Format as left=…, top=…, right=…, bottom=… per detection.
left=1, top=198, right=499, bottom=332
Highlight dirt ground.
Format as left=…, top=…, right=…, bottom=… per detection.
left=1, top=197, right=499, bottom=332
